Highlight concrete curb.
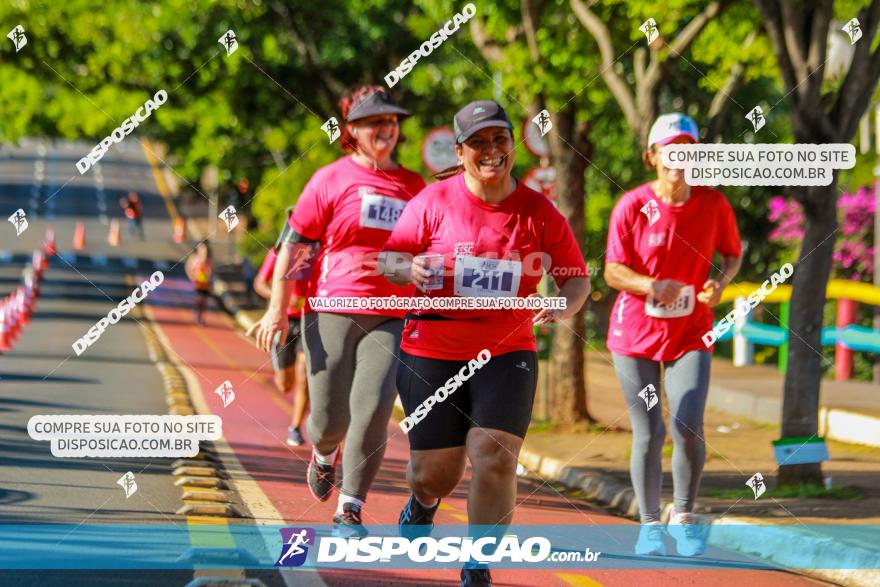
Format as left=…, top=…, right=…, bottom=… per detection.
left=518, top=444, right=880, bottom=586
left=517, top=445, right=643, bottom=520
left=710, top=517, right=880, bottom=587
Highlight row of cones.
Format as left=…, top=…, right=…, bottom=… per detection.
left=69, top=217, right=187, bottom=250
left=0, top=233, right=51, bottom=352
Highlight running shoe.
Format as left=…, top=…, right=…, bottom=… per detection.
left=332, top=502, right=368, bottom=538
left=307, top=449, right=338, bottom=502
left=667, top=510, right=707, bottom=556
left=286, top=426, right=305, bottom=447
left=634, top=521, right=667, bottom=555
left=460, top=567, right=492, bottom=586
left=399, top=494, right=440, bottom=538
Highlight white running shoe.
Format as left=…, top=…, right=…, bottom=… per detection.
left=667, top=510, right=707, bottom=556
left=634, top=521, right=667, bottom=555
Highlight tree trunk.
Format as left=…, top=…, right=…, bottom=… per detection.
left=778, top=184, right=837, bottom=486
left=546, top=104, right=595, bottom=424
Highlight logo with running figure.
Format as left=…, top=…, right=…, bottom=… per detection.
left=214, top=380, right=236, bottom=408
left=640, top=199, right=660, bottom=226
left=746, top=106, right=765, bottom=132
left=7, top=25, right=27, bottom=52
left=532, top=110, right=552, bottom=137
left=218, top=30, right=238, bottom=55
left=638, top=384, right=658, bottom=411
left=639, top=18, right=659, bottom=45
left=843, top=18, right=862, bottom=45
left=746, top=472, right=766, bottom=499
left=275, top=527, right=315, bottom=567
left=219, top=205, right=239, bottom=232
left=8, top=209, right=28, bottom=236
left=117, top=471, right=138, bottom=498
left=322, top=117, right=341, bottom=143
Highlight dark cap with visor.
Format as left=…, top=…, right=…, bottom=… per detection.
left=453, top=100, right=514, bottom=144
left=346, top=91, right=411, bottom=123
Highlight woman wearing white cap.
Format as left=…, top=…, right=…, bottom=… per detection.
left=604, top=113, right=742, bottom=556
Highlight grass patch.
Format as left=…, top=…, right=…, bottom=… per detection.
left=528, top=420, right=558, bottom=434
left=706, top=483, right=863, bottom=500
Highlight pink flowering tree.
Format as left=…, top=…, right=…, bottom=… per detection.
left=768, top=188, right=875, bottom=281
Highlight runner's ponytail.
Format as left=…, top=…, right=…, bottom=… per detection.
left=433, top=163, right=464, bottom=180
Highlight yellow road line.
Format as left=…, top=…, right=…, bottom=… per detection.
left=556, top=573, right=605, bottom=586
left=141, top=139, right=181, bottom=223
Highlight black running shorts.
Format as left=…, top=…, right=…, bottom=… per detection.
left=396, top=349, right=538, bottom=450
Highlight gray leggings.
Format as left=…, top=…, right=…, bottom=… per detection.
left=302, top=312, right=404, bottom=501
left=611, top=350, right=711, bottom=523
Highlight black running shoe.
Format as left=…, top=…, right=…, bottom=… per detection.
left=307, top=450, right=338, bottom=502
left=332, top=502, right=368, bottom=538
left=399, top=494, right=440, bottom=539
left=460, top=567, right=492, bottom=586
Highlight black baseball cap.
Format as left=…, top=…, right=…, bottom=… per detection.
left=453, top=100, right=514, bottom=144
left=346, top=90, right=411, bottom=123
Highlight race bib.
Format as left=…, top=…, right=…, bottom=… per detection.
left=645, top=284, right=695, bottom=318
left=454, top=256, right=522, bottom=298
left=359, top=188, right=406, bottom=231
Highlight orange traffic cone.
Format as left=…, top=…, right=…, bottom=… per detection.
left=44, top=227, right=56, bottom=256
left=0, top=302, right=12, bottom=352
left=18, top=288, right=30, bottom=327
left=173, top=217, right=186, bottom=244
left=73, top=222, right=86, bottom=251
left=108, top=219, right=121, bottom=247
left=8, top=295, right=21, bottom=342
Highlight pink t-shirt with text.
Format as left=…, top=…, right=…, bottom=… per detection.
left=605, top=183, right=742, bottom=361
left=289, top=155, right=426, bottom=316
left=383, top=173, right=588, bottom=361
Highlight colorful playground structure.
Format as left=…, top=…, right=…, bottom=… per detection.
left=717, top=279, right=880, bottom=380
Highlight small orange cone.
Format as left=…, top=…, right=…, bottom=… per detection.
left=0, top=302, right=12, bottom=352
left=18, top=288, right=30, bottom=327
left=8, top=295, right=21, bottom=341
left=44, top=227, right=56, bottom=256
left=108, top=219, right=121, bottom=247
left=73, top=222, right=86, bottom=251
left=173, top=217, right=186, bottom=244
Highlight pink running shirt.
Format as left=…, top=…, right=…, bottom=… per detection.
left=288, top=155, right=426, bottom=316
left=383, top=173, right=588, bottom=360
left=605, top=183, right=742, bottom=361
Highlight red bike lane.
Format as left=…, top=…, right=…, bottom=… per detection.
left=145, top=279, right=826, bottom=587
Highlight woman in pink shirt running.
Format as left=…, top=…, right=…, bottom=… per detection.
left=248, top=86, right=426, bottom=536
left=604, top=113, right=742, bottom=557
left=381, top=100, right=590, bottom=587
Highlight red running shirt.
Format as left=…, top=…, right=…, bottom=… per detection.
left=605, top=183, right=742, bottom=361
left=288, top=155, right=426, bottom=317
left=383, top=173, right=588, bottom=361
left=257, top=249, right=309, bottom=318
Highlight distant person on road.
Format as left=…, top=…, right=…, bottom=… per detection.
left=254, top=209, right=310, bottom=447
left=604, top=113, right=742, bottom=557
left=185, top=241, right=213, bottom=326
left=380, top=100, right=590, bottom=587
left=121, top=191, right=145, bottom=240
left=247, top=86, right=426, bottom=537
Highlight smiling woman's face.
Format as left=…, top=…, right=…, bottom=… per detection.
left=455, top=126, right=515, bottom=185
left=350, top=114, right=399, bottom=160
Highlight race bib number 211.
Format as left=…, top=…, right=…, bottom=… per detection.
left=454, top=256, right=522, bottom=298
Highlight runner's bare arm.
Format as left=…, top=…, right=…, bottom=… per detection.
left=697, top=254, right=742, bottom=306
left=378, top=251, right=430, bottom=288
left=532, top=276, right=591, bottom=324
left=246, top=244, right=297, bottom=352
left=605, top=262, right=684, bottom=305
